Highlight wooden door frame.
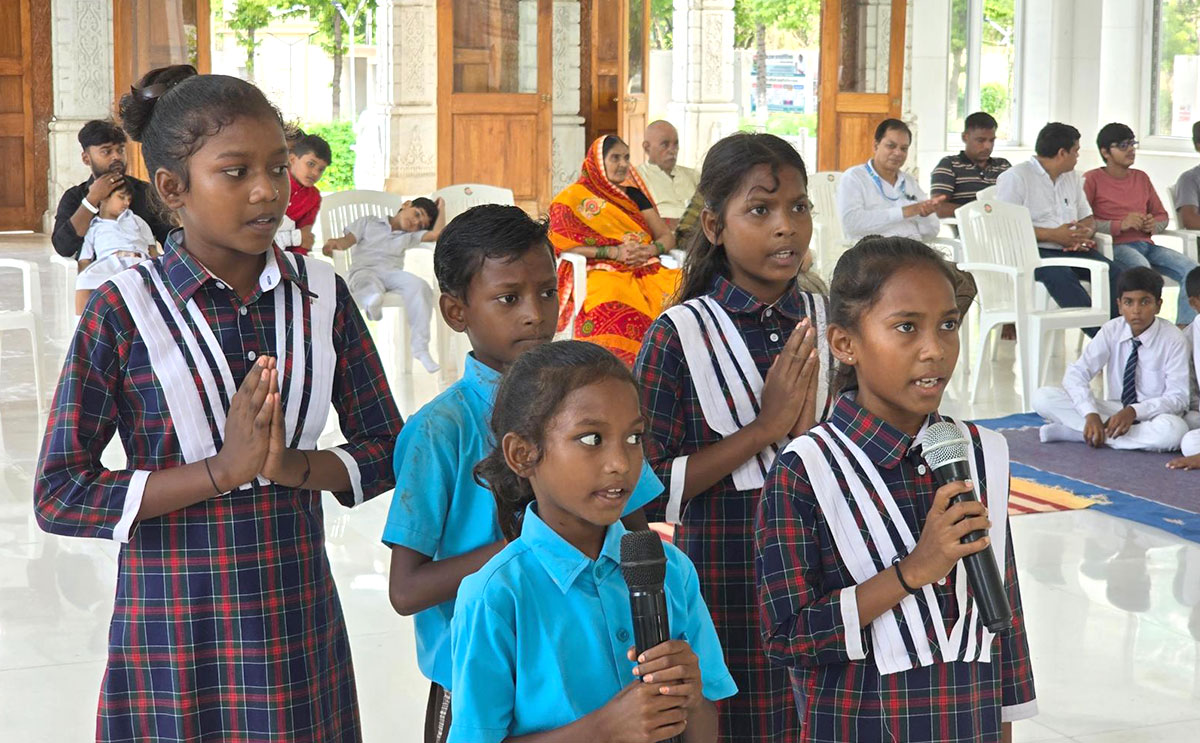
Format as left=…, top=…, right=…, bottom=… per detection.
left=436, top=0, right=553, bottom=209
left=112, top=0, right=211, bottom=180
left=617, top=0, right=651, bottom=161
left=816, top=0, right=907, bottom=171
left=0, top=0, right=51, bottom=231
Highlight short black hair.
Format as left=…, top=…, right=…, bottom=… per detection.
left=1035, top=122, right=1081, bottom=158
left=78, top=119, right=127, bottom=150
left=874, top=118, right=912, bottom=144
left=1185, top=266, right=1200, bottom=299
left=410, top=197, right=439, bottom=228
left=1117, top=266, right=1164, bottom=300
left=293, top=134, right=332, bottom=164
left=964, top=112, right=998, bottom=132
left=433, top=204, right=554, bottom=299
left=1193, top=121, right=1200, bottom=145
left=1096, top=122, right=1135, bottom=160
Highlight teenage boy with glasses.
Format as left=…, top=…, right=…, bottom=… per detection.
left=1085, top=122, right=1199, bottom=325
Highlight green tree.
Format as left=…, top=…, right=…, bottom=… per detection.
left=650, top=0, right=672, bottom=49
left=283, top=1, right=377, bottom=121
left=223, top=0, right=276, bottom=82
left=1157, top=0, right=1200, bottom=132
left=733, top=0, right=819, bottom=113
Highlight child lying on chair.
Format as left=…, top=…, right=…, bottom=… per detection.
left=323, top=196, right=445, bottom=373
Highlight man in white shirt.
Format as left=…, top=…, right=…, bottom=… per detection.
left=836, top=118, right=944, bottom=242
left=1033, top=267, right=1190, bottom=451
left=996, top=122, right=1119, bottom=331
left=635, top=120, right=699, bottom=229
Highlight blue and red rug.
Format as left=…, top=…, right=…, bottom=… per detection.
left=978, top=413, right=1200, bottom=543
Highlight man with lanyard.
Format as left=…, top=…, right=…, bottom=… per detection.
left=837, top=118, right=945, bottom=242
left=51, top=119, right=172, bottom=260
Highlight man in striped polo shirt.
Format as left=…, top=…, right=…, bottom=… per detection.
left=931, top=111, right=1012, bottom=218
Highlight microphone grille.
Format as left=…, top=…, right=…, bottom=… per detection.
left=919, top=421, right=970, bottom=469
left=620, top=530, right=667, bottom=590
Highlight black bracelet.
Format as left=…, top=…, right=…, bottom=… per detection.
left=295, top=450, right=312, bottom=490
left=204, top=458, right=223, bottom=496
left=893, top=560, right=920, bottom=595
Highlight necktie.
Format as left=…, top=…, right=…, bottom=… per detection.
left=1121, top=338, right=1141, bottom=407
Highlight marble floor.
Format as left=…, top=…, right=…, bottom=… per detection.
left=1, top=234, right=1198, bottom=742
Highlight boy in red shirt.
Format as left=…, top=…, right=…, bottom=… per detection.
left=1084, top=122, right=1198, bottom=324
left=276, top=133, right=331, bottom=255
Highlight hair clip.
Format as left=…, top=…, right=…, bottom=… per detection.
left=132, top=82, right=171, bottom=101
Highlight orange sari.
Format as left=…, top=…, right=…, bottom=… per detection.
left=549, top=137, right=681, bottom=365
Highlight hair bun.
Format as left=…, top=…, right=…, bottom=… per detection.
left=118, top=64, right=198, bottom=143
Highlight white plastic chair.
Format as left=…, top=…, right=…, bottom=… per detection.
left=0, top=259, right=46, bottom=412
left=319, top=189, right=441, bottom=375
left=556, top=253, right=588, bottom=340
left=808, top=171, right=851, bottom=275
left=956, top=199, right=1111, bottom=409
left=1157, top=184, right=1200, bottom=262
left=431, top=184, right=516, bottom=223
left=974, top=185, right=998, bottom=202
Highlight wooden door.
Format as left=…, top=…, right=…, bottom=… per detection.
left=113, top=0, right=211, bottom=180
left=0, top=0, right=51, bottom=231
left=438, top=0, right=552, bottom=213
left=580, top=0, right=650, bottom=154
left=618, top=0, right=650, bottom=158
left=816, top=0, right=907, bottom=172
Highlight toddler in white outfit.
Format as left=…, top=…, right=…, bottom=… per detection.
left=76, top=183, right=155, bottom=313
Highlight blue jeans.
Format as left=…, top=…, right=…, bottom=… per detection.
left=1112, top=241, right=1199, bottom=325
left=1034, top=247, right=1120, bottom=336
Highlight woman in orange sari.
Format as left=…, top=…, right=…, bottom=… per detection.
left=551, top=135, right=681, bottom=365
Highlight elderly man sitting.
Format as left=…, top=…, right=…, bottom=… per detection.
left=634, top=120, right=699, bottom=230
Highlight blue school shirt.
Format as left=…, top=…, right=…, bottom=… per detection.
left=382, top=353, right=664, bottom=689
left=448, top=504, right=738, bottom=743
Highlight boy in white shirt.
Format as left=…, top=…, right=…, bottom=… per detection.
left=323, top=196, right=445, bottom=373
left=1034, top=266, right=1191, bottom=451
left=75, top=181, right=155, bottom=313
left=1168, top=268, right=1200, bottom=469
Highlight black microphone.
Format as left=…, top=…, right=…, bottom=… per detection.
left=919, top=422, right=1012, bottom=633
left=620, top=530, right=682, bottom=743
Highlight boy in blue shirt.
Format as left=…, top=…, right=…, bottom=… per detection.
left=383, top=204, right=663, bottom=743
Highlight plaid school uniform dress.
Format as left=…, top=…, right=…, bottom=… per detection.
left=634, top=274, right=832, bottom=742
left=34, top=235, right=403, bottom=743
left=756, top=395, right=1037, bottom=742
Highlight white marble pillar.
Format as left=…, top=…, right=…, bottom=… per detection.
left=49, top=0, right=115, bottom=226
left=551, top=0, right=586, bottom=197
left=375, top=0, right=438, bottom=195
left=667, top=0, right=738, bottom=171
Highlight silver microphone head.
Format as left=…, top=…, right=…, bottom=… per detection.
left=919, top=421, right=970, bottom=470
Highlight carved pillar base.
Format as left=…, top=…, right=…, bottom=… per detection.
left=670, top=0, right=738, bottom=170
left=551, top=0, right=586, bottom=198
left=376, top=0, right=438, bottom=195
left=382, top=107, right=438, bottom=195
